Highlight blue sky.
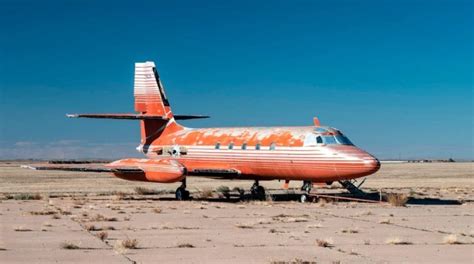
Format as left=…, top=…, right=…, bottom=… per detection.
left=0, top=0, right=472, bottom=160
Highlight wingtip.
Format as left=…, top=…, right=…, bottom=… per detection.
left=66, top=114, right=78, bottom=118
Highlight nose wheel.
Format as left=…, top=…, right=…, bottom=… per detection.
left=175, top=178, right=190, bottom=200
left=250, top=180, right=266, bottom=200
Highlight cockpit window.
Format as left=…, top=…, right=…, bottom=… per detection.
left=334, top=135, right=353, bottom=145
left=322, top=135, right=354, bottom=145
left=316, top=136, right=323, bottom=144
left=323, top=136, right=337, bottom=144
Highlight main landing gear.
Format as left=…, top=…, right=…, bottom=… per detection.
left=250, top=180, right=266, bottom=200
left=300, top=180, right=313, bottom=203
left=175, top=178, right=190, bottom=201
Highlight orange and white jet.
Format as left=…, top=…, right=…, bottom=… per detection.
left=27, top=61, right=380, bottom=201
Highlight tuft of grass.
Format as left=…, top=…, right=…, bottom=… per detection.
left=120, top=238, right=139, bottom=249
left=134, top=187, right=159, bottom=195
left=97, top=231, right=108, bottom=241
left=270, top=259, right=316, bottom=264
left=198, top=188, right=214, bottom=199
left=316, top=238, right=333, bottom=248
left=60, top=241, right=80, bottom=250
left=306, top=223, right=323, bottom=229
left=14, top=226, right=32, bottom=232
left=443, top=234, right=463, bottom=245
left=13, top=193, right=42, bottom=200
left=341, top=228, right=359, bottom=234
left=385, top=237, right=412, bottom=245
left=90, top=214, right=118, bottom=222
left=235, top=223, right=254, bottom=229
left=30, top=210, right=56, bottom=215
left=52, top=214, right=61, bottom=219
left=386, top=193, right=409, bottom=206
left=177, top=243, right=195, bottom=248
left=85, top=224, right=97, bottom=231
left=379, top=219, right=391, bottom=224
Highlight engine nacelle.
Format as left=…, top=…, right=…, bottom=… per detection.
left=106, top=158, right=185, bottom=183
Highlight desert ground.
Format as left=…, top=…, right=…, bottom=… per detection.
left=0, top=161, right=473, bottom=263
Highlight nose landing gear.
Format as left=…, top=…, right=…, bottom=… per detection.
left=175, top=178, right=190, bottom=200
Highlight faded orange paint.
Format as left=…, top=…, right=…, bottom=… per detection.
left=68, top=61, right=380, bottom=185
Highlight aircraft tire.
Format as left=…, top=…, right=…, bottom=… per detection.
left=175, top=187, right=190, bottom=201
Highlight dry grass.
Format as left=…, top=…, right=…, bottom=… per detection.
left=379, top=219, right=391, bottom=224
left=152, top=207, right=162, bottom=213
left=385, top=237, right=413, bottom=245
left=270, top=259, right=316, bottom=264
left=12, top=193, right=42, bottom=200
left=121, top=238, right=139, bottom=249
left=386, top=193, right=409, bottom=206
left=97, top=231, right=108, bottom=241
left=30, top=209, right=56, bottom=215
left=177, top=243, right=195, bottom=248
left=235, top=223, right=255, bottom=229
left=316, top=238, right=333, bottom=248
left=443, top=234, right=463, bottom=245
left=134, top=187, right=159, bottom=195
left=14, top=226, right=32, bottom=232
left=341, top=227, right=359, bottom=234
left=90, top=214, right=118, bottom=222
left=52, top=214, right=61, bottom=219
left=60, top=241, right=80, bottom=250
left=198, top=188, right=214, bottom=199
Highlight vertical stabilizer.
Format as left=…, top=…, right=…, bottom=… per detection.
left=134, top=61, right=173, bottom=118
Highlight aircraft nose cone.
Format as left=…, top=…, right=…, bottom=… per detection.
left=362, top=156, right=381, bottom=175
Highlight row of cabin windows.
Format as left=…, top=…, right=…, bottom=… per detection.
left=215, top=142, right=276, bottom=150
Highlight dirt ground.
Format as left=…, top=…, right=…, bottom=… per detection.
left=0, top=161, right=473, bottom=263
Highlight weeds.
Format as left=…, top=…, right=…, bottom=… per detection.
left=60, top=241, right=80, bottom=250
left=386, top=193, right=409, bottom=207
left=385, top=237, right=412, bottom=245
left=316, top=238, right=333, bottom=248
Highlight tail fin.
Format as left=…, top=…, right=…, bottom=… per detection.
left=134, top=61, right=183, bottom=147
left=66, top=60, right=209, bottom=153
left=134, top=61, right=173, bottom=118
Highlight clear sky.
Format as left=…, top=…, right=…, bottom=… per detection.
left=0, top=0, right=472, bottom=160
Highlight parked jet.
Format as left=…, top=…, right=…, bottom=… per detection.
left=26, top=61, right=380, bottom=202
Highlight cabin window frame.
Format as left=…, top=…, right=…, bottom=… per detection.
left=255, top=142, right=261, bottom=150
left=228, top=142, right=234, bottom=150
left=215, top=142, right=221, bottom=149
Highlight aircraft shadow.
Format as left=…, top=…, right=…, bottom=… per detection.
left=153, top=192, right=463, bottom=205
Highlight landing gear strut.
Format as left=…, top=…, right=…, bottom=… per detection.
left=175, top=178, right=190, bottom=201
left=250, top=180, right=266, bottom=200
left=300, top=181, right=313, bottom=203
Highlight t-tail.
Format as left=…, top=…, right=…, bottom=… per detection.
left=67, top=61, right=209, bottom=150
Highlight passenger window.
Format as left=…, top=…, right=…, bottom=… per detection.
left=256, top=142, right=261, bottom=150
left=228, top=142, right=234, bottom=150
left=215, top=142, right=221, bottom=149
left=242, top=142, right=247, bottom=150
left=269, top=142, right=276, bottom=150
left=316, top=136, right=323, bottom=144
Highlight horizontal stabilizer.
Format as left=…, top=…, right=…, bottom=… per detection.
left=66, top=113, right=167, bottom=120
left=174, top=115, right=209, bottom=120
left=21, top=164, right=113, bottom=173
left=66, top=114, right=209, bottom=120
